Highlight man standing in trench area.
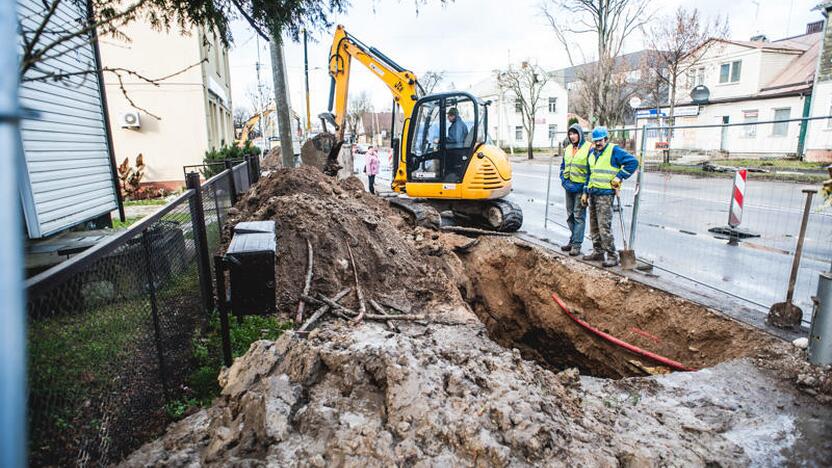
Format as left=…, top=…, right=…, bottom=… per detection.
left=560, top=123, right=591, bottom=256
left=581, top=126, right=639, bottom=267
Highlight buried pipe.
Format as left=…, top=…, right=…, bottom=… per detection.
left=550, top=292, right=696, bottom=372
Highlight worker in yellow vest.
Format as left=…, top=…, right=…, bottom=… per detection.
left=559, top=123, right=590, bottom=256
left=580, top=126, right=639, bottom=267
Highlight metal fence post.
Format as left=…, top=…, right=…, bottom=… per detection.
left=628, top=125, right=647, bottom=249
left=214, top=255, right=233, bottom=367
left=141, top=230, right=170, bottom=400
left=0, top=0, right=26, bottom=462
left=185, top=172, right=214, bottom=313
left=544, top=151, right=555, bottom=230
left=224, top=160, right=237, bottom=205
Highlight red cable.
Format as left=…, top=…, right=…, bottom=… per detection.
left=551, top=292, right=696, bottom=372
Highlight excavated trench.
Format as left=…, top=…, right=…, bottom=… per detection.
left=449, top=237, right=777, bottom=379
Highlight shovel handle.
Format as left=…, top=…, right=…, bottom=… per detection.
left=785, top=189, right=816, bottom=303
left=615, top=194, right=629, bottom=251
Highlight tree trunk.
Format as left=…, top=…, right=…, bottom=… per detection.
left=270, top=36, right=295, bottom=169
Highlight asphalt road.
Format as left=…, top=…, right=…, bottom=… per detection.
left=509, top=159, right=832, bottom=317
left=357, top=152, right=832, bottom=318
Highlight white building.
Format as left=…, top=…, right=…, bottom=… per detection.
left=636, top=22, right=823, bottom=160
left=806, top=2, right=832, bottom=161
left=469, top=70, right=569, bottom=150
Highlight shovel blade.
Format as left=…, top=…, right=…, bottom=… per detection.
left=619, top=249, right=636, bottom=270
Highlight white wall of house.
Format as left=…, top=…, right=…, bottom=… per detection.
left=470, top=78, right=569, bottom=150
left=100, top=23, right=233, bottom=187
left=656, top=96, right=806, bottom=156
left=806, top=81, right=832, bottom=160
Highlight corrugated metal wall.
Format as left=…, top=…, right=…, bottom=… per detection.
left=17, top=0, right=118, bottom=238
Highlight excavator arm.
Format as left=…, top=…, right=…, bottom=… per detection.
left=325, top=25, right=421, bottom=190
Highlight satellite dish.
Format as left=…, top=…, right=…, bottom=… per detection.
left=629, top=96, right=642, bottom=109
left=691, top=85, right=710, bottom=104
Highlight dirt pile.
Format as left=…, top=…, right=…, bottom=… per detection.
left=261, top=146, right=284, bottom=170
left=119, top=166, right=832, bottom=465
left=224, top=165, right=460, bottom=313
left=300, top=133, right=337, bottom=171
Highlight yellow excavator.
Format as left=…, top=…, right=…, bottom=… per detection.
left=320, top=25, right=522, bottom=232
left=237, top=105, right=304, bottom=147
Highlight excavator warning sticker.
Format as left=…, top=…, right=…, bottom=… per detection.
left=369, top=63, right=385, bottom=76
left=443, top=184, right=457, bottom=190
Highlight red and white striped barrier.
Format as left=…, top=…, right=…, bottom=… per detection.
left=728, top=168, right=747, bottom=228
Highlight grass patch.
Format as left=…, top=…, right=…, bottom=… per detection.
left=112, top=216, right=142, bottom=229
left=656, top=163, right=827, bottom=184
left=124, top=199, right=168, bottom=207
left=712, top=159, right=828, bottom=170
left=169, top=313, right=293, bottom=420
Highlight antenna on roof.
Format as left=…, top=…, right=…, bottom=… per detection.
left=751, top=0, right=761, bottom=35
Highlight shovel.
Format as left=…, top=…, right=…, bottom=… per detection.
left=768, top=189, right=817, bottom=329
left=615, top=192, right=636, bottom=270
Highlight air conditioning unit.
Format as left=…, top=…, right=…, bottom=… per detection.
left=120, top=111, right=141, bottom=129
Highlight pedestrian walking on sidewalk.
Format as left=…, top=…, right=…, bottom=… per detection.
left=581, top=126, right=639, bottom=267
left=560, top=123, right=591, bottom=256
left=364, top=146, right=380, bottom=194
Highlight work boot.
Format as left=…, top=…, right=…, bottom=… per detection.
left=582, top=251, right=604, bottom=261
left=602, top=254, right=619, bottom=268
left=560, top=243, right=573, bottom=252
left=569, top=245, right=581, bottom=256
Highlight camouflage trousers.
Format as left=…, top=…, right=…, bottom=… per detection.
left=588, top=194, right=616, bottom=257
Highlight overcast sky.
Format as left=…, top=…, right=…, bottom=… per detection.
left=227, top=0, right=822, bottom=119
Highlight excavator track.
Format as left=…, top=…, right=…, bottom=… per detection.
left=483, top=199, right=523, bottom=232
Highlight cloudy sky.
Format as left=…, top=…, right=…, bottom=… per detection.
left=227, top=0, right=821, bottom=119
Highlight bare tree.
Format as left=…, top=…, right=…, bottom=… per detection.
left=346, top=91, right=373, bottom=141
left=18, top=0, right=349, bottom=118
left=540, top=0, right=652, bottom=126
left=642, top=7, right=728, bottom=128
left=233, top=107, right=249, bottom=130
left=419, top=71, right=445, bottom=95
left=498, top=63, right=549, bottom=160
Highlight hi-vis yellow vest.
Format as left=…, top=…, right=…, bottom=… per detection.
left=563, top=141, right=590, bottom=184
left=587, top=143, right=619, bottom=190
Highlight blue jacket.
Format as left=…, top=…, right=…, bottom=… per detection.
left=560, top=123, right=586, bottom=193
left=447, top=118, right=469, bottom=148
left=584, top=143, right=639, bottom=195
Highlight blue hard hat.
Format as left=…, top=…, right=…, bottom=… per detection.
left=591, top=126, right=610, bottom=141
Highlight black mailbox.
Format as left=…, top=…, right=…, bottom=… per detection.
left=226, top=221, right=276, bottom=316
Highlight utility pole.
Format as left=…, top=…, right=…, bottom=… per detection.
left=255, top=35, right=267, bottom=150
left=270, top=33, right=295, bottom=168
left=303, top=29, right=311, bottom=134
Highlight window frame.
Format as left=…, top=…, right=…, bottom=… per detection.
left=772, top=108, right=791, bottom=137
left=515, top=126, right=523, bottom=141
left=719, top=60, right=742, bottom=84
left=548, top=97, right=557, bottom=113
left=742, top=110, right=758, bottom=138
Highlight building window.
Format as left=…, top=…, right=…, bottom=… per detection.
left=697, top=67, right=705, bottom=86
left=742, top=110, right=758, bottom=138
left=772, top=108, right=791, bottom=137
left=548, top=124, right=557, bottom=141
left=548, top=97, right=557, bottom=113
left=515, top=99, right=522, bottom=113
left=515, top=126, right=523, bottom=141
left=720, top=60, right=741, bottom=84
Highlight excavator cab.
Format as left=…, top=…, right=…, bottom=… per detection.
left=407, top=92, right=485, bottom=184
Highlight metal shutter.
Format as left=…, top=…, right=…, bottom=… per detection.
left=16, top=0, right=119, bottom=238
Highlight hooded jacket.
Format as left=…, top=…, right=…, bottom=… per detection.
left=560, top=123, right=588, bottom=193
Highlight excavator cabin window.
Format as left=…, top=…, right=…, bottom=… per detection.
left=408, top=93, right=480, bottom=183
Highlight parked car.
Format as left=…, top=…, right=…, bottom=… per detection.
left=353, top=143, right=368, bottom=154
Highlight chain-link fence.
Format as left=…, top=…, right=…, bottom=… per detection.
left=536, top=117, right=832, bottom=326
left=26, top=160, right=258, bottom=466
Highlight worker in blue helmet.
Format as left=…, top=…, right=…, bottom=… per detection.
left=580, top=126, right=639, bottom=267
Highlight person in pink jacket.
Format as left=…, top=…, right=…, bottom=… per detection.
left=364, top=146, right=380, bottom=194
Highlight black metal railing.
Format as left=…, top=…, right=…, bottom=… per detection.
left=26, top=160, right=259, bottom=466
